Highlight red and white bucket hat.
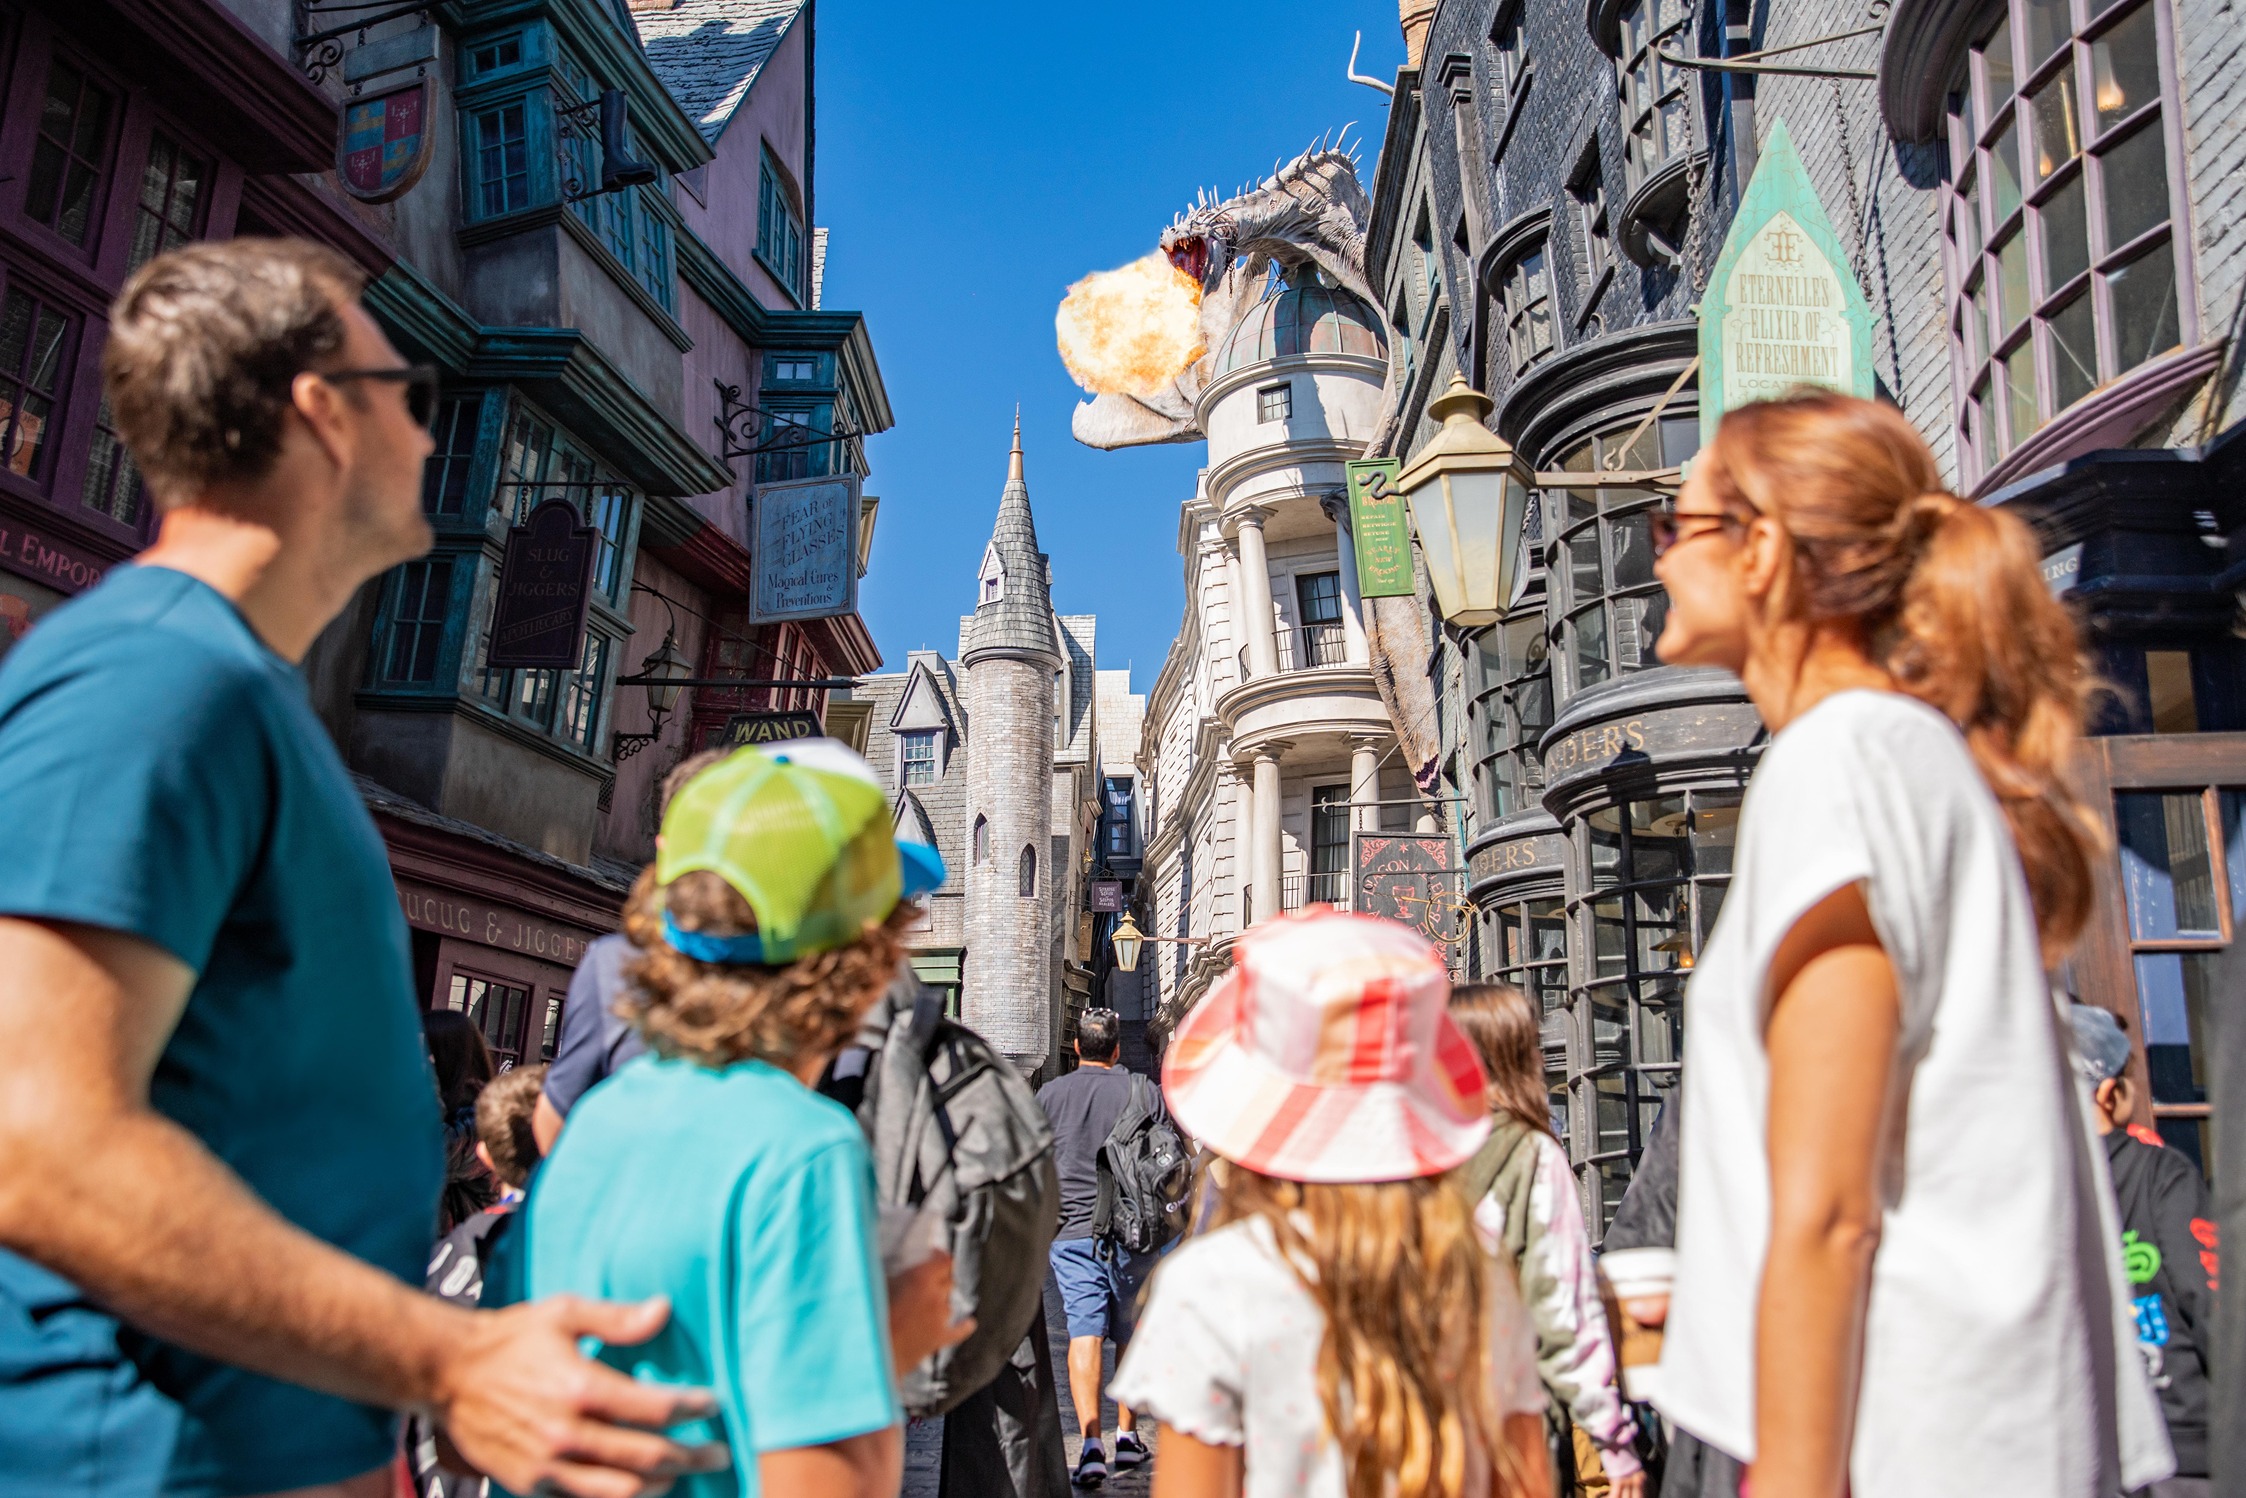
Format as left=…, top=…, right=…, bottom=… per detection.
left=1161, top=909, right=1491, bottom=1183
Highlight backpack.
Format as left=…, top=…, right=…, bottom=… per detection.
left=1091, top=1073, right=1192, bottom=1254
left=853, top=971, right=1061, bottom=1417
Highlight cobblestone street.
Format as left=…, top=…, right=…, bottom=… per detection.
left=903, top=1277, right=1158, bottom=1498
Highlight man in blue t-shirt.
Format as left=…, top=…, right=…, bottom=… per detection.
left=0, top=240, right=721, bottom=1498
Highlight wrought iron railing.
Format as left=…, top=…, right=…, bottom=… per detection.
left=1237, top=623, right=1353, bottom=681
left=1279, top=871, right=1351, bottom=911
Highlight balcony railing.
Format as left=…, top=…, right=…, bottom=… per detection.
left=1280, top=870, right=1351, bottom=911
left=1237, top=623, right=1353, bottom=682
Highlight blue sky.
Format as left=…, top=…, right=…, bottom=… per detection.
left=816, top=1, right=1407, bottom=692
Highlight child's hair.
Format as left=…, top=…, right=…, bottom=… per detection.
left=620, top=870, right=913, bottom=1068
left=474, top=1064, right=547, bottom=1188
left=1447, top=983, right=1554, bottom=1139
left=1208, top=1164, right=1508, bottom=1498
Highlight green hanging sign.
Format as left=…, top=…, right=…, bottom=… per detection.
left=1344, top=458, right=1415, bottom=599
left=1700, top=118, right=1875, bottom=447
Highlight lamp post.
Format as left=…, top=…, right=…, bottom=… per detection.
left=1108, top=912, right=1208, bottom=974
left=610, top=627, right=694, bottom=762
left=1395, top=374, right=1534, bottom=627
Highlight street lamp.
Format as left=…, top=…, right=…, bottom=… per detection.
left=610, top=627, right=694, bottom=762
left=1108, top=911, right=1209, bottom=974
left=1395, top=374, right=1532, bottom=627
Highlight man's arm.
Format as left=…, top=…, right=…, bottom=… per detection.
left=758, top=1429, right=902, bottom=1498
left=0, top=918, right=723, bottom=1498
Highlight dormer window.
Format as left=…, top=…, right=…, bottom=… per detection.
left=977, top=543, right=1005, bottom=605
left=900, top=729, right=939, bottom=786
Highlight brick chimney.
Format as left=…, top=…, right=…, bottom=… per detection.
left=1400, top=0, right=1436, bottom=66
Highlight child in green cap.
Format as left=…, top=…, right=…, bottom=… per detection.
left=508, top=740, right=967, bottom=1498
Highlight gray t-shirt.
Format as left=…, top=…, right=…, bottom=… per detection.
left=1035, top=1064, right=1159, bottom=1241
left=543, top=932, right=646, bottom=1116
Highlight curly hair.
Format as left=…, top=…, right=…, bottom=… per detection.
left=619, top=869, right=912, bottom=1068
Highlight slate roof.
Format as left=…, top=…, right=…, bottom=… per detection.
left=631, top=0, right=805, bottom=144
left=962, top=420, right=1061, bottom=665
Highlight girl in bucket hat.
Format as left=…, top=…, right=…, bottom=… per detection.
left=506, top=741, right=967, bottom=1498
left=1110, top=909, right=1550, bottom=1498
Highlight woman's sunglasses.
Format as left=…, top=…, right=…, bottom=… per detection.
left=1650, top=509, right=1744, bottom=558
left=321, top=364, right=441, bottom=429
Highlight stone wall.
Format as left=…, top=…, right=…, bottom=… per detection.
left=963, top=653, right=1058, bottom=1072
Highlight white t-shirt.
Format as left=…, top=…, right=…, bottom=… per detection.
left=1111, top=1215, right=1544, bottom=1498
left=1658, top=690, right=2171, bottom=1497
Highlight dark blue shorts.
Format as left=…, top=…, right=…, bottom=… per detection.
left=1048, top=1238, right=1154, bottom=1345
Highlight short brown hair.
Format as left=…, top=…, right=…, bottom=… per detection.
left=474, top=1063, right=547, bottom=1188
left=104, top=237, right=367, bottom=501
left=619, top=871, right=910, bottom=1069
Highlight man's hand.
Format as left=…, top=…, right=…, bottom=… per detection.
left=887, top=1251, right=974, bottom=1373
left=432, top=1295, right=729, bottom=1498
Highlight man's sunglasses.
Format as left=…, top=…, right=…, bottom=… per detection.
left=1650, top=509, right=1745, bottom=558
left=321, top=364, right=440, bottom=429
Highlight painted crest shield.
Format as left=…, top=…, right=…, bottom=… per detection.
left=338, top=80, right=434, bottom=203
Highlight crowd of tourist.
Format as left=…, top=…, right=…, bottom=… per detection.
left=0, top=236, right=2221, bottom=1498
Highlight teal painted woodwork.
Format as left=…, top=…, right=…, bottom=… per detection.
left=1698, top=118, right=1875, bottom=447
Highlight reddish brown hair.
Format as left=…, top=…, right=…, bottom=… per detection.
left=1702, top=392, right=2101, bottom=955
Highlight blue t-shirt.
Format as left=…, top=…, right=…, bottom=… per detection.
left=519, top=1055, right=899, bottom=1498
left=0, top=566, right=443, bottom=1497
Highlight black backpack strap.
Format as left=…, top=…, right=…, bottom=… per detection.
left=1090, top=1072, right=1147, bottom=1241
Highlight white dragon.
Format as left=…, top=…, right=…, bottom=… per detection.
left=1069, top=136, right=1443, bottom=790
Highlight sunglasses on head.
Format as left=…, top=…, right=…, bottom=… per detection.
left=320, top=364, right=440, bottom=429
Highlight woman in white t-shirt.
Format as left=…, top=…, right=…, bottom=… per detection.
left=1110, top=910, right=1549, bottom=1498
left=1648, top=392, right=2169, bottom=1498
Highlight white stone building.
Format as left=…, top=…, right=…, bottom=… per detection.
left=1135, top=281, right=1432, bottom=1041
left=858, top=423, right=1142, bottom=1078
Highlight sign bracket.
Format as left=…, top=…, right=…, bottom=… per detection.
left=293, top=0, right=428, bottom=85
left=714, top=381, right=864, bottom=467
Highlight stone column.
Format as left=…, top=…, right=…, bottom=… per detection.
left=1222, top=761, right=1252, bottom=933
left=1321, top=492, right=1370, bottom=665
left=1222, top=540, right=1248, bottom=689
left=1249, top=746, right=1285, bottom=925
left=1229, top=507, right=1279, bottom=679
left=1350, top=735, right=1384, bottom=834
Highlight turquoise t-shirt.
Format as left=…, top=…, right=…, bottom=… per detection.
left=520, top=1055, right=900, bottom=1497
left=0, top=566, right=443, bottom=1496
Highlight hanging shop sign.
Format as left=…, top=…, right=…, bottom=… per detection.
left=338, top=78, right=435, bottom=204
left=723, top=710, right=824, bottom=746
left=1353, top=833, right=1470, bottom=947
left=1343, top=458, right=1416, bottom=598
left=488, top=499, right=597, bottom=670
left=752, top=473, right=862, bottom=625
left=1089, top=880, right=1124, bottom=913
left=1699, top=117, right=1874, bottom=446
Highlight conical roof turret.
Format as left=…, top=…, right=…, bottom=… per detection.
left=963, top=412, right=1061, bottom=666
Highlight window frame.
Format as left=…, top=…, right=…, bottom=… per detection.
left=900, top=728, right=940, bottom=786
left=1939, top=0, right=2195, bottom=486
left=1469, top=605, right=1554, bottom=824
left=1498, top=242, right=1555, bottom=376
left=757, top=145, right=806, bottom=304
left=1548, top=415, right=1698, bottom=699
left=1480, top=890, right=1572, bottom=1134
left=22, top=48, right=119, bottom=256
left=1256, top=381, right=1292, bottom=423
left=1615, top=0, right=1695, bottom=199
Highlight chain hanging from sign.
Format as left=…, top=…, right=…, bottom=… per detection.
left=293, top=0, right=431, bottom=87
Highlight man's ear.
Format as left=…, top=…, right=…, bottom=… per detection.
left=288, top=371, right=354, bottom=472
left=2095, top=1077, right=2121, bottom=1117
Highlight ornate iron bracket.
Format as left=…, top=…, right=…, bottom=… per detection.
left=714, top=380, right=862, bottom=466
left=555, top=90, right=657, bottom=206
left=292, top=0, right=428, bottom=86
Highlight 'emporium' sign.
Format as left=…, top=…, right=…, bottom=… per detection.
left=1700, top=118, right=1873, bottom=446
left=752, top=473, right=861, bottom=624
left=1343, top=458, right=1415, bottom=598
left=488, top=499, right=597, bottom=669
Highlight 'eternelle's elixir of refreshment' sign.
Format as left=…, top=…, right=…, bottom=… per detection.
left=1700, top=118, right=1874, bottom=446
left=1344, top=458, right=1416, bottom=599
left=752, top=473, right=862, bottom=625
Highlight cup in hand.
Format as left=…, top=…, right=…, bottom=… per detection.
left=1595, top=1247, right=1675, bottom=1404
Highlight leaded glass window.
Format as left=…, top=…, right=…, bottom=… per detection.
left=1616, top=0, right=1693, bottom=197
left=1470, top=609, right=1553, bottom=822
left=26, top=58, right=113, bottom=248
left=1549, top=415, right=1698, bottom=698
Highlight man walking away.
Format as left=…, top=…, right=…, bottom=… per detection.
left=2072, top=1004, right=2217, bottom=1498
left=0, top=239, right=720, bottom=1498
left=1036, top=1008, right=1158, bottom=1487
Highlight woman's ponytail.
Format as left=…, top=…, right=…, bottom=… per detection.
left=1705, top=394, right=2103, bottom=958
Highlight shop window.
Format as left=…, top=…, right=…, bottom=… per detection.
left=1550, top=415, right=1699, bottom=696
left=1482, top=894, right=1571, bottom=1133
left=447, top=970, right=532, bottom=1068
left=901, top=729, right=938, bottom=786
left=2112, top=785, right=2240, bottom=1172
left=421, top=396, right=481, bottom=518
left=79, top=395, right=138, bottom=527
left=1296, top=571, right=1346, bottom=666
left=0, top=286, right=71, bottom=480
left=472, top=101, right=531, bottom=218
left=127, top=130, right=206, bottom=273
left=1257, top=382, right=1292, bottom=423
left=1616, top=0, right=1693, bottom=198
left=1018, top=845, right=1036, bottom=898
left=758, top=148, right=804, bottom=302
left=25, top=58, right=114, bottom=248
left=1308, top=785, right=1350, bottom=907
left=497, top=403, right=633, bottom=602
left=380, top=557, right=455, bottom=686
left=1571, top=789, right=1741, bottom=1234
left=1498, top=243, right=1553, bottom=375
left=1943, top=0, right=2190, bottom=484
left=1470, top=608, right=1553, bottom=822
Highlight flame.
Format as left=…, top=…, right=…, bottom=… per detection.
left=1055, top=252, right=1205, bottom=398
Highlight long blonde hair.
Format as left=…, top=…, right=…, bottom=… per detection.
left=1702, top=392, right=2102, bottom=957
left=1206, top=1164, right=1516, bottom=1498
